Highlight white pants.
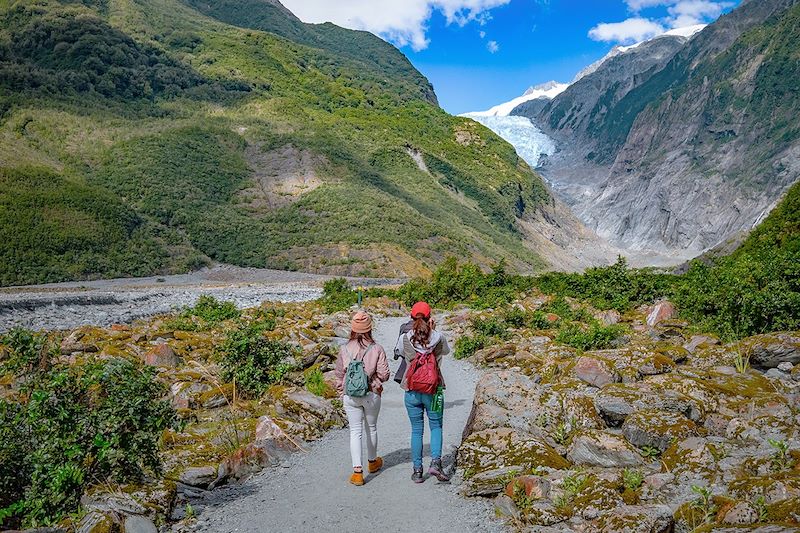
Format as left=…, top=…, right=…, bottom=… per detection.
left=343, top=392, right=381, bottom=468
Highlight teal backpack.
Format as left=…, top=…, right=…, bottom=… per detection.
left=344, top=343, right=373, bottom=397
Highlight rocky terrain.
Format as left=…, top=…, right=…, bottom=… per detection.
left=450, top=294, right=800, bottom=532
left=0, top=293, right=411, bottom=531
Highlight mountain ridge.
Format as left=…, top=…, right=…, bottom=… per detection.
left=0, top=0, right=602, bottom=286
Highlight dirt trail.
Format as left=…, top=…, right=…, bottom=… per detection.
left=192, top=317, right=503, bottom=533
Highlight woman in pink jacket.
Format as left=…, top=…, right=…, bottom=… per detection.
left=334, top=311, right=390, bottom=485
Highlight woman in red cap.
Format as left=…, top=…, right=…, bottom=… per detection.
left=399, top=301, right=451, bottom=483
left=334, top=310, right=390, bottom=485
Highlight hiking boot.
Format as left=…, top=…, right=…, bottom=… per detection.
left=350, top=470, right=364, bottom=486
left=411, top=466, right=424, bottom=484
left=368, top=457, right=383, bottom=474
left=429, top=459, right=450, bottom=483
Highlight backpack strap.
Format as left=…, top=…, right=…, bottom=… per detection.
left=346, top=342, right=374, bottom=364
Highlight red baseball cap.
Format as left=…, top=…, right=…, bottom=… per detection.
left=410, top=301, right=431, bottom=319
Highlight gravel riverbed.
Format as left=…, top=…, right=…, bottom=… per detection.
left=0, top=265, right=401, bottom=332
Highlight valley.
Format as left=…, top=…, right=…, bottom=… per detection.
left=0, top=0, right=798, bottom=532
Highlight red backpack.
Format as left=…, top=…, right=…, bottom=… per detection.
left=406, top=352, right=440, bottom=394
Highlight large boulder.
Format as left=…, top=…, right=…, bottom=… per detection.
left=123, top=515, right=157, bottom=533
left=60, top=329, right=99, bottom=354
left=567, top=431, right=643, bottom=468
left=178, top=465, right=217, bottom=489
left=646, top=301, right=677, bottom=327
left=741, top=332, right=800, bottom=368
left=592, top=504, right=673, bottom=533
left=462, top=371, right=551, bottom=438
left=143, top=343, right=179, bottom=368
left=458, top=428, right=570, bottom=496
left=622, top=410, right=701, bottom=452
left=595, top=383, right=701, bottom=426
left=572, top=356, right=618, bottom=388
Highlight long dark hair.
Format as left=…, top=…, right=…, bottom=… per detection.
left=410, top=315, right=431, bottom=347
left=349, top=330, right=375, bottom=347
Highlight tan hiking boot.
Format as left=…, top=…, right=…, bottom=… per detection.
left=350, top=471, right=364, bottom=486
left=368, top=457, right=383, bottom=473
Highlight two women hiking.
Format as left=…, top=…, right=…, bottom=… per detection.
left=333, top=302, right=451, bottom=486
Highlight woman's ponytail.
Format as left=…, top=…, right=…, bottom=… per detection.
left=410, top=315, right=431, bottom=347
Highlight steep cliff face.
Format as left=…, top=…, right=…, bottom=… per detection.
left=585, top=0, right=800, bottom=256
left=509, top=32, right=694, bottom=214
left=530, top=34, right=691, bottom=150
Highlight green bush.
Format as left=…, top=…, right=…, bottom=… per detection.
left=471, top=316, right=509, bottom=339
left=501, top=307, right=528, bottom=328
left=395, top=258, right=534, bottom=310
left=0, top=328, right=51, bottom=375
left=453, top=334, right=488, bottom=360
left=535, top=257, right=673, bottom=313
left=0, top=358, right=174, bottom=528
left=320, top=278, right=358, bottom=313
left=219, top=322, right=297, bottom=397
left=555, top=322, right=625, bottom=351
left=304, top=367, right=332, bottom=397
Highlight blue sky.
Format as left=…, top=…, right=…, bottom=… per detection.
left=282, top=0, right=738, bottom=114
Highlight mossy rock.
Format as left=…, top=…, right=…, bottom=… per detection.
left=458, top=428, right=571, bottom=495
left=766, top=496, right=800, bottom=522
left=593, top=504, right=673, bottom=533
left=622, top=409, right=701, bottom=452
left=661, top=437, right=718, bottom=482
left=569, top=475, right=625, bottom=518
left=654, top=343, right=689, bottom=363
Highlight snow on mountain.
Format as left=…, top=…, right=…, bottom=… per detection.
left=573, top=24, right=706, bottom=82
left=468, top=81, right=568, bottom=118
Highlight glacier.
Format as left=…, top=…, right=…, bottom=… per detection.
left=462, top=113, right=556, bottom=170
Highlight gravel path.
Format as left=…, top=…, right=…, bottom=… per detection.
left=192, top=317, right=504, bottom=533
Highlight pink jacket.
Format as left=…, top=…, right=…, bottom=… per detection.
left=334, top=341, right=390, bottom=396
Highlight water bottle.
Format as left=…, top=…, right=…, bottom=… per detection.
left=432, top=386, right=444, bottom=415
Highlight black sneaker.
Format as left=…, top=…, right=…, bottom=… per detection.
left=429, top=459, right=450, bottom=483
left=412, top=466, right=424, bottom=483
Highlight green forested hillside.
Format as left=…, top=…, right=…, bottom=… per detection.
left=0, top=0, right=550, bottom=286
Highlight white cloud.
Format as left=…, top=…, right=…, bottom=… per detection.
left=667, top=0, right=728, bottom=27
left=591, top=0, right=732, bottom=44
left=479, top=30, right=486, bottom=38
left=280, top=0, right=510, bottom=51
left=625, top=0, right=669, bottom=10
left=588, top=17, right=665, bottom=44
left=487, top=40, right=500, bottom=53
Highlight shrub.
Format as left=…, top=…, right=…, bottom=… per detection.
left=186, top=295, right=240, bottom=323
left=320, top=278, right=358, bottom=313
left=501, top=307, right=528, bottom=328
left=304, top=367, right=333, bottom=397
left=535, top=257, right=674, bottom=312
left=219, top=322, right=297, bottom=397
left=0, top=359, right=174, bottom=528
left=0, top=328, right=52, bottom=375
left=453, top=334, right=487, bottom=360
left=555, top=322, right=625, bottom=351
left=471, top=316, right=509, bottom=339
left=395, top=258, right=534, bottom=310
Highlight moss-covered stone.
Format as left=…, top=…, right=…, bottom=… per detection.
left=458, top=428, right=571, bottom=496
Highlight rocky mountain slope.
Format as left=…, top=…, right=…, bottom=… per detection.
left=508, top=0, right=800, bottom=259
left=584, top=0, right=800, bottom=256
left=0, top=0, right=600, bottom=287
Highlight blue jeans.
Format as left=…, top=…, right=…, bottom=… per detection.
left=404, top=391, right=443, bottom=469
